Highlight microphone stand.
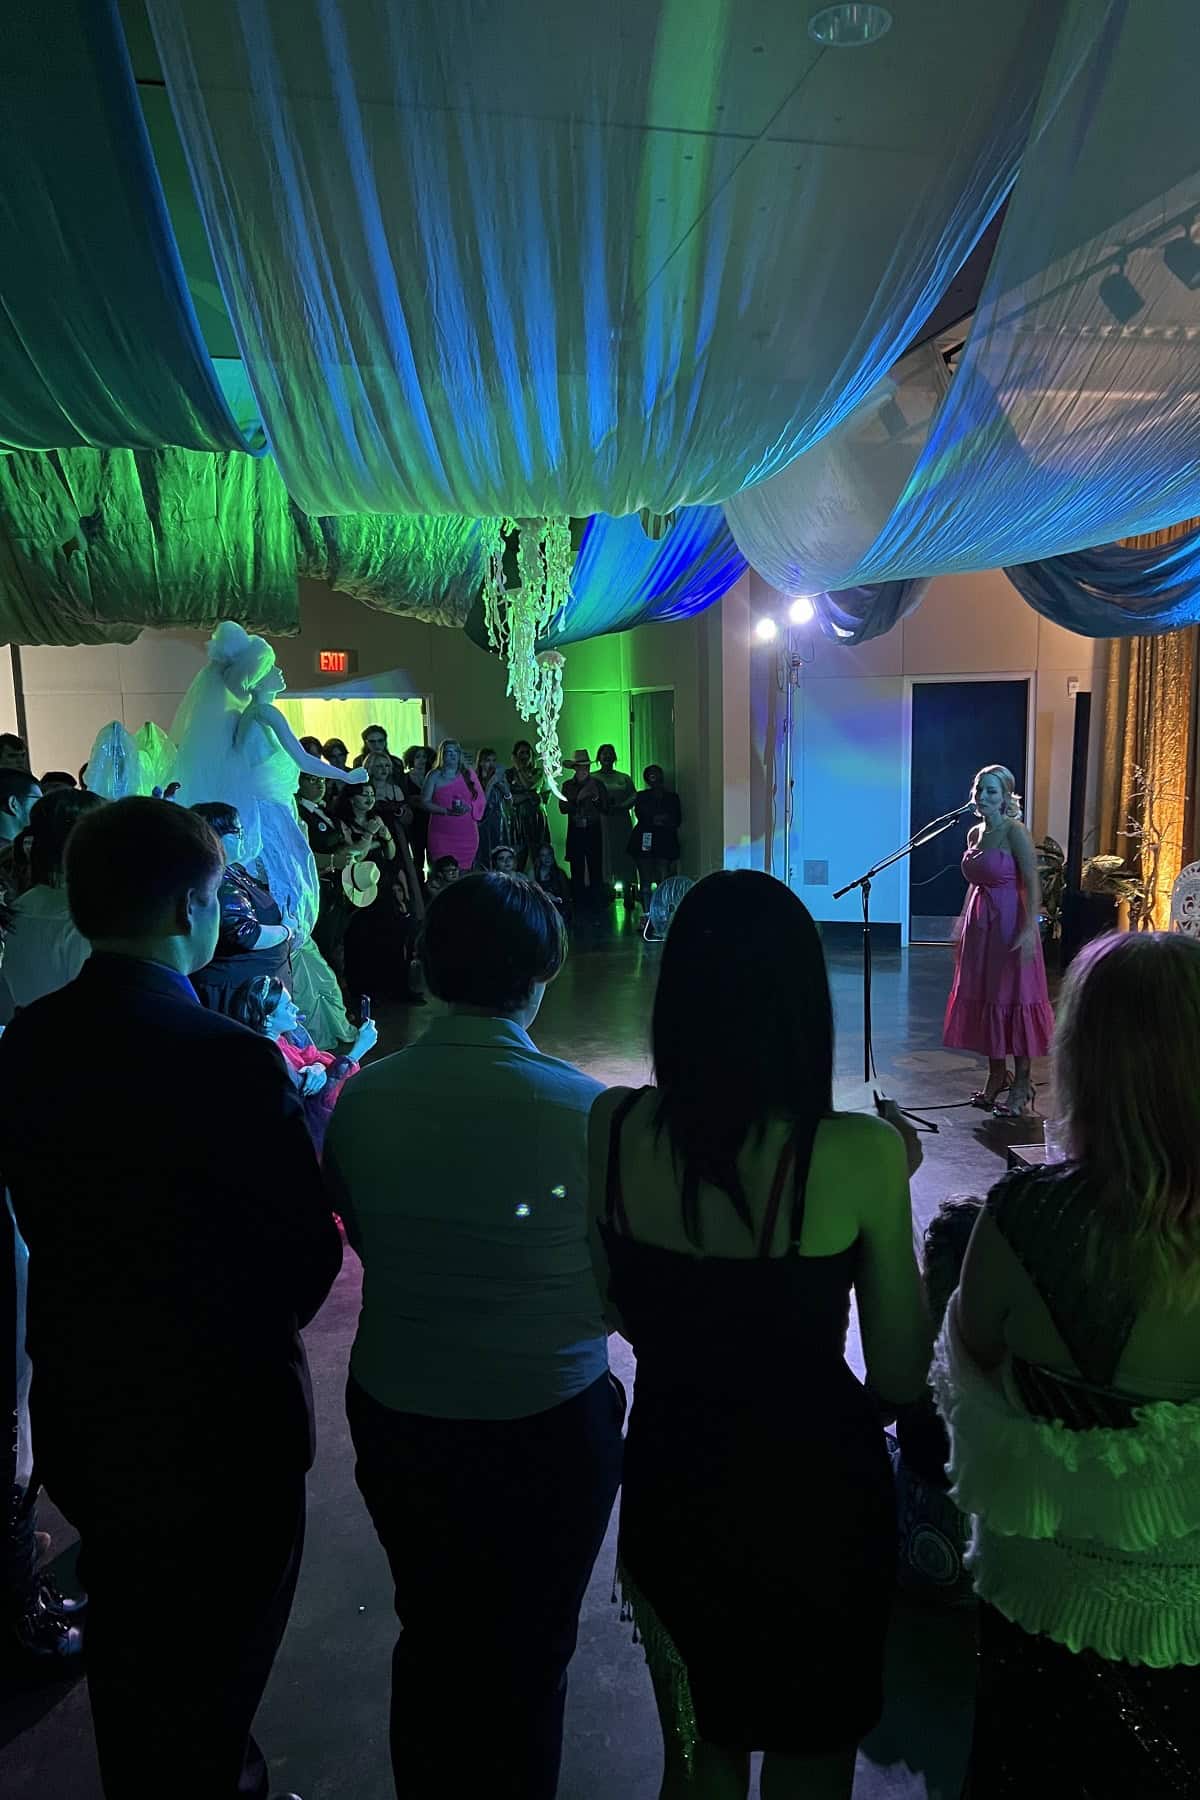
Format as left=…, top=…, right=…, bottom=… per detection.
left=833, top=808, right=970, bottom=1087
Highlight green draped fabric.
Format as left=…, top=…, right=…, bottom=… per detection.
left=293, top=510, right=484, bottom=630
left=0, top=448, right=489, bottom=646
left=0, top=0, right=257, bottom=456
left=0, top=449, right=299, bottom=645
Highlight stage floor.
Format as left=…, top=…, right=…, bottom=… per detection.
left=1, top=923, right=1050, bottom=1799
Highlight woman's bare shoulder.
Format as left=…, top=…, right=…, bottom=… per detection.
left=590, top=1084, right=647, bottom=1127
left=816, top=1110, right=906, bottom=1168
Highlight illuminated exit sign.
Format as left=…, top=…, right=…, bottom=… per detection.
left=316, top=648, right=357, bottom=675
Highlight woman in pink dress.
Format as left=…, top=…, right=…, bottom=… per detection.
left=419, top=739, right=486, bottom=870
left=943, top=764, right=1054, bottom=1118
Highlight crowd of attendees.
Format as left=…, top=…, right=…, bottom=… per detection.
left=2, top=721, right=1199, bottom=1800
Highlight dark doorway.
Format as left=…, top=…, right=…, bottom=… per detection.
left=630, top=689, right=675, bottom=791
left=909, top=678, right=1030, bottom=941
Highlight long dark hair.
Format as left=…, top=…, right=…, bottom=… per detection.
left=334, top=781, right=377, bottom=827
left=651, top=870, right=833, bottom=1246
left=29, top=788, right=105, bottom=888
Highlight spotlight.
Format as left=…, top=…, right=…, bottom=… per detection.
left=808, top=4, right=892, bottom=46
left=1098, top=267, right=1144, bottom=324
left=754, top=616, right=778, bottom=643
left=1164, top=233, right=1200, bottom=291
left=788, top=594, right=816, bottom=625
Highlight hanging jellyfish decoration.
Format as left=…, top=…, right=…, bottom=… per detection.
left=481, top=517, right=574, bottom=798
left=534, top=651, right=566, bottom=798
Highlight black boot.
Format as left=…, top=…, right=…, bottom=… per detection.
left=9, top=1581, right=84, bottom=1665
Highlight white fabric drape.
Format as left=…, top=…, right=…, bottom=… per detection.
left=726, top=0, right=1200, bottom=593
left=145, top=0, right=1059, bottom=519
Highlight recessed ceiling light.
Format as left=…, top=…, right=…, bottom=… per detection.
left=808, top=5, right=893, bottom=47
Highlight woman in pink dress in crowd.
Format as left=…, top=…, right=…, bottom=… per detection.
left=943, top=764, right=1055, bottom=1119
left=419, top=739, right=486, bottom=871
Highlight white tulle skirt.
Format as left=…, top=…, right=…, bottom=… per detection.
left=255, top=799, right=320, bottom=942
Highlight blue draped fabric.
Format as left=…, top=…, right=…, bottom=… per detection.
left=143, top=0, right=1054, bottom=518
left=544, top=509, right=746, bottom=648
left=729, top=2, right=1200, bottom=606
left=815, top=532, right=1200, bottom=646
left=1005, top=530, right=1200, bottom=637
left=462, top=507, right=745, bottom=655
left=0, top=0, right=258, bottom=456
left=815, top=580, right=929, bottom=645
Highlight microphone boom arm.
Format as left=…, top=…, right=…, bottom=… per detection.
left=832, top=808, right=968, bottom=1082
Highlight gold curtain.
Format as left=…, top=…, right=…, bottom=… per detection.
left=1100, top=520, right=1200, bottom=928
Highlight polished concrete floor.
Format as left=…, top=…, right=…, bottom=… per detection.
left=0, top=917, right=1050, bottom=1799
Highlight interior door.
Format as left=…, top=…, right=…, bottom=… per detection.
left=908, top=678, right=1029, bottom=941
left=630, top=689, right=676, bottom=790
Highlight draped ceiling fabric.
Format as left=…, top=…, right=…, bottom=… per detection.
left=0, top=0, right=258, bottom=457
left=727, top=0, right=1200, bottom=634
left=293, top=512, right=485, bottom=630
left=545, top=508, right=745, bottom=648
left=144, top=0, right=1059, bottom=520
left=0, top=449, right=299, bottom=645
left=1006, top=523, right=1200, bottom=639
left=463, top=506, right=745, bottom=654
left=0, top=449, right=486, bottom=646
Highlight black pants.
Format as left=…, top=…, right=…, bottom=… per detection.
left=348, top=1372, right=625, bottom=1800
left=566, top=825, right=604, bottom=911
left=61, top=1471, right=305, bottom=1798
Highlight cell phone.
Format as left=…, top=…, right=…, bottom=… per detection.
left=360, top=994, right=372, bottom=1023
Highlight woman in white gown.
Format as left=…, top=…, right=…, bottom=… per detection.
left=173, top=623, right=366, bottom=1046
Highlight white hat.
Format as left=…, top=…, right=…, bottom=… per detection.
left=342, top=860, right=381, bottom=908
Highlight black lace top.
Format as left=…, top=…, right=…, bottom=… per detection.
left=986, top=1164, right=1143, bottom=1429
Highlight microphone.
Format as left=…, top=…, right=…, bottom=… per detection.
left=915, top=800, right=975, bottom=835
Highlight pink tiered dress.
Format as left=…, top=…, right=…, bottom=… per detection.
left=943, top=845, right=1055, bottom=1058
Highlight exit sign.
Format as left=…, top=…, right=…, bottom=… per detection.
left=316, top=648, right=357, bottom=675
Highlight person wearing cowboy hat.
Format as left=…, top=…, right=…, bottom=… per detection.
left=559, top=751, right=609, bottom=916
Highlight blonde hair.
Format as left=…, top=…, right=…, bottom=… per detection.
left=972, top=764, right=1022, bottom=821
left=1057, top=932, right=1200, bottom=1306
left=432, top=738, right=462, bottom=773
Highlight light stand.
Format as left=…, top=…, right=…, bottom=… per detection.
left=833, top=809, right=968, bottom=1085
left=777, top=630, right=807, bottom=891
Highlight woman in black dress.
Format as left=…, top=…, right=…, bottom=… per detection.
left=401, top=744, right=431, bottom=883
left=363, top=751, right=423, bottom=917
left=588, top=871, right=930, bottom=1799
left=474, top=747, right=512, bottom=870
left=504, top=738, right=550, bottom=872
left=335, top=781, right=418, bottom=1003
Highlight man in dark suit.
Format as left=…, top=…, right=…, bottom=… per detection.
left=0, top=799, right=342, bottom=1799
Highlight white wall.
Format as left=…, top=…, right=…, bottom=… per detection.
left=9, top=585, right=729, bottom=879
left=14, top=633, right=208, bottom=780
left=737, top=568, right=1104, bottom=926
left=8, top=563, right=1100, bottom=911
